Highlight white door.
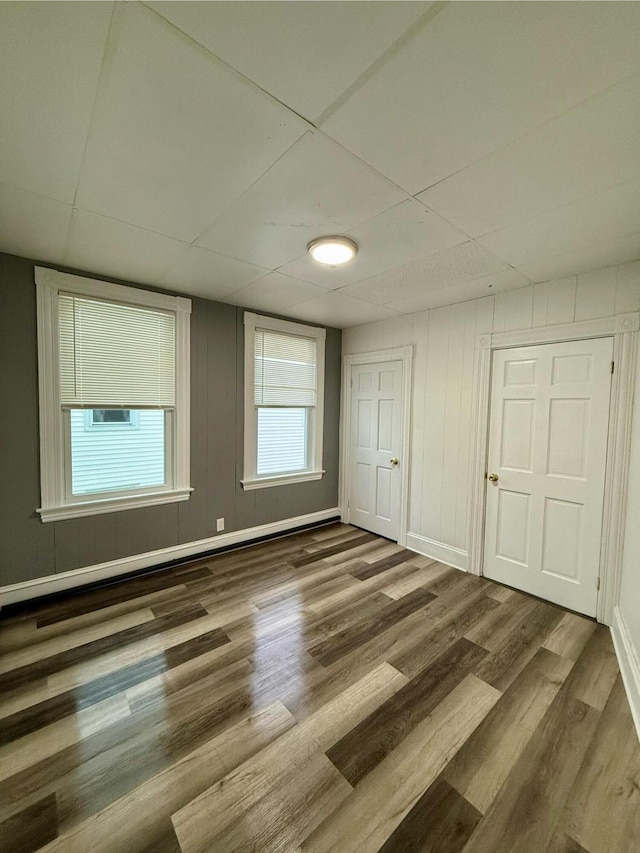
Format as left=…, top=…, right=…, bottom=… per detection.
left=483, top=338, right=613, bottom=617
left=348, top=360, right=403, bottom=540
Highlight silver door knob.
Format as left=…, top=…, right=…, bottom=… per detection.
left=488, top=473, right=499, bottom=482
left=390, top=457, right=399, bottom=466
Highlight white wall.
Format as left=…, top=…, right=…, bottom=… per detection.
left=343, top=260, right=640, bottom=568
left=615, top=334, right=640, bottom=736
left=620, top=341, right=640, bottom=646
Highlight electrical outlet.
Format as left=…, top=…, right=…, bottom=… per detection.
left=216, top=517, right=224, bottom=532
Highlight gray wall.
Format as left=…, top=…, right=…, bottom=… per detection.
left=0, top=252, right=341, bottom=585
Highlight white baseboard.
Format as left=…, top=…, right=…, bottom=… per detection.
left=406, top=533, right=468, bottom=571
left=610, top=606, right=640, bottom=743
left=0, top=508, right=341, bottom=607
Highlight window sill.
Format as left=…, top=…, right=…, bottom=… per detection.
left=241, top=470, right=325, bottom=491
left=37, top=488, right=193, bottom=523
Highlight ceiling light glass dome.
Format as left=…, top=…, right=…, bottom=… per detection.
left=307, top=236, right=358, bottom=265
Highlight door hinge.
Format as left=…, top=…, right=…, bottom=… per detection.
left=597, top=577, right=601, bottom=591
left=350, top=377, right=353, bottom=387
left=347, top=500, right=350, bottom=508
left=611, top=361, right=615, bottom=374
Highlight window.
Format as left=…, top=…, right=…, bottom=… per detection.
left=35, top=267, right=191, bottom=522
left=243, top=312, right=325, bottom=490
left=90, top=409, right=134, bottom=425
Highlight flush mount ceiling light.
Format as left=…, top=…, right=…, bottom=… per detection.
left=307, top=235, right=358, bottom=266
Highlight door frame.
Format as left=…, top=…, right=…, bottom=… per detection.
left=467, top=312, right=639, bottom=625
left=340, top=347, right=413, bottom=546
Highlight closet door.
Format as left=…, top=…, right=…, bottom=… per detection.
left=484, top=337, right=613, bottom=616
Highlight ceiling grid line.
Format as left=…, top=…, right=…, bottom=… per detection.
left=141, top=0, right=319, bottom=128
left=412, top=66, right=640, bottom=201
left=1, top=1, right=639, bottom=326
left=69, top=2, right=121, bottom=211
left=313, top=0, right=450, bottom=127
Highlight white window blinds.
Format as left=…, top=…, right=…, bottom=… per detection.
left=58, top=293, right=176, bottom=408
left=254, top=328, right=317, bottom=407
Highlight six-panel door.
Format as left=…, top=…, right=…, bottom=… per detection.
left=349, top=361, right=403, bottom=540
left=483, top=337, right=613, bottom=616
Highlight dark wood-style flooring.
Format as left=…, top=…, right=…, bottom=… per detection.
left=1, top=523, right=639, bottom=852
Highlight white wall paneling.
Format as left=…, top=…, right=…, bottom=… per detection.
left=617, top=329, right=640, bottom=741
left=616, top=261, right=640, bottom=315
left=342, top=262, right=640, bottom=606
left=419, top=304, right=450, bottom=544
left=405, top=533, right=468, bottom=571
left=407, top=311, right=429, bottom=538
left=531, top=276, right=577, bottom=328
left=413, top=299, right=495, bottom=551
left=600, top=325, right=640, bottom=623
left=575, top=267, right=619, bottom=321
left=611, top=607, right=640, bottom=742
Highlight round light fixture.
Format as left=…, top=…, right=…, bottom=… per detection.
left=307, top=235, right=358, bottom=266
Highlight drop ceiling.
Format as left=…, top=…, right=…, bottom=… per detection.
left=2, top=1, right=640, bottom=328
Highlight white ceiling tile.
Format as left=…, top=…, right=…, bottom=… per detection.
left=517, top=232, right=640, bottom=284
left=158, top=246, right=268, bottom=301
left=278, top=199, right=467, bottom=288
left=196, top=132, right=406, bottom=269
left=76, top=4, right=307, bottom=243
left=3, top=3, right=640, bottom=310
left=323, top=2, right=640, bottom=193
left=0, top=2, right=113, bottom=202
left=0, top=184, right=72, bottom=264
left=340, top=242, right=509, bottom=305
left=147, top=1, right=430, bottom=121
left=419, top=74, right=640, bottom=237
left=290, top=292, right=400, bottom=329
left=65, top=210, right=188, bottom=286
left=385, top=269, right=532, bottom=314
left=478, top=178, right=640, bottom=268
left=224, top=273, right=330, bottom=314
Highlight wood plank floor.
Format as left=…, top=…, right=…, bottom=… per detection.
left=1, top=523, right=639, bottom=853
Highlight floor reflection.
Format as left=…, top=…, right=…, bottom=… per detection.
left=250, top=592, right=309, bottom=712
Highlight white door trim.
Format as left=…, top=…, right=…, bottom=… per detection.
left=340, top=347, right=413, bottom=546
left=467, top=312, right=639, bottom=625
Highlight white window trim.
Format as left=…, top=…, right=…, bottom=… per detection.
left=242, top=312, right=325, bottom=490
left=35, top=267, right=192, bottom=522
